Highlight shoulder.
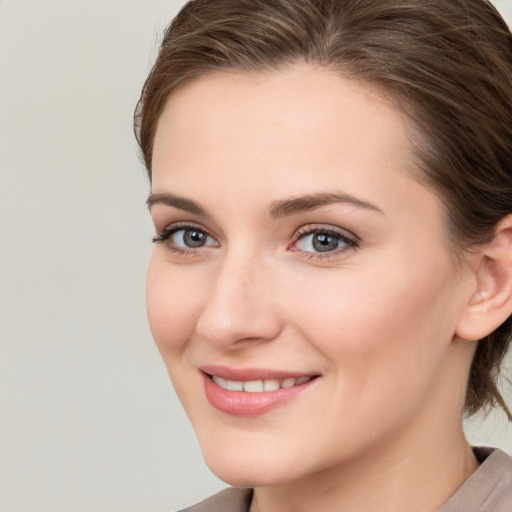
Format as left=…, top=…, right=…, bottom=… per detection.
left=440, top=448, right=512, bottom=512
left=177, top=487, right=253, bottom=512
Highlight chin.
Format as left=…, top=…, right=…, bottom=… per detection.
left=201, top=445, right=304, bottom=488
left=207, top=464, right=297, bottom=488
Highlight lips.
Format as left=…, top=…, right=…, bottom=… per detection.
left=201, top=365, right=319, bottom=417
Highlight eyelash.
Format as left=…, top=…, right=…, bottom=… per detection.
left=289, top=225, right=359, bottom=259
left=152, top=222, right=359, bottom=259
left=152, top=222, right=216, bottom=256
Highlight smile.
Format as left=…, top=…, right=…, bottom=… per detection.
left=211, top=375, right=313, bottom=392
left=201, top=368, right=319, bottom=417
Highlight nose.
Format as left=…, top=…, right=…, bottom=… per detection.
left=194, top=253, right=283, bottom=348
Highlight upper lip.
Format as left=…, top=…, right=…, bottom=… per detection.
left=200, top=364, right=319, bottom=381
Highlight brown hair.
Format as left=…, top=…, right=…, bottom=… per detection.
left=134, top=0, right=512, bottom=419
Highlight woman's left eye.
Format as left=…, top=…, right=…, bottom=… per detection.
left=292, top=228, right=358, bottom=255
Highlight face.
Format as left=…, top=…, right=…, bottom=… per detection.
left=147, top=66, right=474, bottom=487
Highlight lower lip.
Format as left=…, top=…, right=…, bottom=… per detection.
left=203, top=374, right=316, bottom=417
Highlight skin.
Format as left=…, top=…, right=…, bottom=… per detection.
left=147, top=66, right=482, bottom=512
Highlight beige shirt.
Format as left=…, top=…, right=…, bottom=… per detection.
left=179, top=448, right=512, bottom=512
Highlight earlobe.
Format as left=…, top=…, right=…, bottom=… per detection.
left=456, top=215, right=512, bottom=341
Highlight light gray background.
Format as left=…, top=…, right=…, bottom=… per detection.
left=1, top=1, right=511, bottom=511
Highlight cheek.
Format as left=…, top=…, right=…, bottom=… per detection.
left=146, top=253, right=202, bottom=356
left=284, top=255, right=458, bottom=395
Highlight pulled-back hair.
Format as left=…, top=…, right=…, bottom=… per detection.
left=134, top=0, right=512, bottom=418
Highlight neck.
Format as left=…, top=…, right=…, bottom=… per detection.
left=250, top=414, right=478, bottom=512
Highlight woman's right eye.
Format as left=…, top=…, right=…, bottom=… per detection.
left=171, top=228, right=216, bottom=248
left=153, top=225, right=218, bottom=252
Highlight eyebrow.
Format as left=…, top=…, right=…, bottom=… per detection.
left=146, top=191, right=383, bottom=218
left=268, top=192, right=383, bottom=218
left=147, top=192, right=209, bottom=217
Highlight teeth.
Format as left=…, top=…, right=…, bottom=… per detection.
left=281, top=377, right=296, bottom=388
left=226, top=379, right=243, bottom=391
left=212, top=376, right=227, bottom=389
left=212, top=375, right=313, bottom=392
left=263, top=379, right=280, bottom=391
left=243, top=380, right=263, bottom=392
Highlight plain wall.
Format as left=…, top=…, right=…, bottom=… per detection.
left=1, top=1, right=511, bottom=511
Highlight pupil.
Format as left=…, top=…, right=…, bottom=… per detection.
left=184, top=230, right=206, bottom=248
left=313, top=233, right=339, bottom=252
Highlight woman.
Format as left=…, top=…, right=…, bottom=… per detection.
left=134, top=0, right=512, bottom=510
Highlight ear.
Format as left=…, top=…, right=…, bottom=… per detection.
left=456, top=215, right=512, bottom=341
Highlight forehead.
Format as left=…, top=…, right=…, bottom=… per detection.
left=155, top=67, right=410, bottom=150
left=151, top=66, right=435, bottom=222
